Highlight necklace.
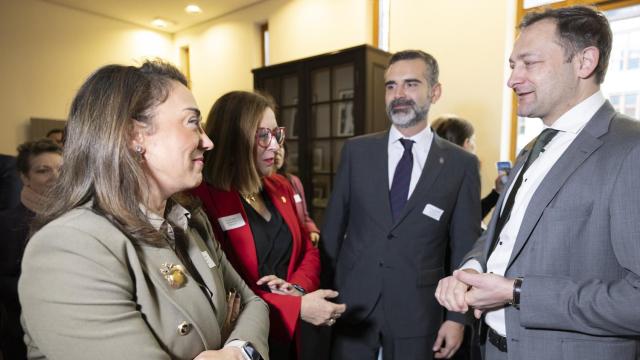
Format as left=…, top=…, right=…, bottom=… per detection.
left=241, top=192, right=258, bottom=204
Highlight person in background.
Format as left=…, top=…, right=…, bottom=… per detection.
left=45, top=129, right=64, bottom=147
left=192, top=90, right=345, bottom=360
left=0, top=154, right=22, bottom=211
left=274, top=142, right=320, bottom=247
left=431, top=115, right=506, bottom=219
left=19, top=60, right=269, bottom=360
left=322, top=49, right=481, bottom=360
left=436, top=6, right=640, bottom=360
left=0, top=139, right=62, bottom=360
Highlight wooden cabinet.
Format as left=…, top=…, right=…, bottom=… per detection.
left=253, top=45, right=391, bottom=226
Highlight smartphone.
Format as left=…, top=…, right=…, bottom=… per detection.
left=496, top=161, right=512, bottom=185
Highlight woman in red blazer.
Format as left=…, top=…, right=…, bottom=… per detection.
left=192, top=91, right=345, bottom=360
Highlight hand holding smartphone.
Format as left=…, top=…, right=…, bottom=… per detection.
left=496, top=161, right=512, bottom=190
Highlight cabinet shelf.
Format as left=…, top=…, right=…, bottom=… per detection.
left=253, top=45, right=391, bottom=226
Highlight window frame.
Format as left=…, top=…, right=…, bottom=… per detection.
left=509, top=0, right=640, bottom=160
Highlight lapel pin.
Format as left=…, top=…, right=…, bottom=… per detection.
left=160, top=263, right=187, bottom=289
left=439, top=157, right=444, bottom=164
left=281, top=196, right=287, bottom=203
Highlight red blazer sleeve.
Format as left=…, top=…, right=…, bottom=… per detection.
left=190, top=180, right=320, bottom=342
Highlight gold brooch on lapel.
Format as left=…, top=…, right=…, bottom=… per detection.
left=160, top=263, right=187, bottom=289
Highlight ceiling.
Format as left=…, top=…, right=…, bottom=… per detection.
left=42, top=0, right=266, bottom=33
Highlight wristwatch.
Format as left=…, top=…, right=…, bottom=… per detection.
left=241, top=342, right=262, bottom=360
left=509, top=277, right=523, bottom=309
left=292, top=284, right=306, bottom=295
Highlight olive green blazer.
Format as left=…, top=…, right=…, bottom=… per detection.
left=19, top=203, right=269, bottom=359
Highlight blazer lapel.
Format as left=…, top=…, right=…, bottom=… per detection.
left=136, top=244, right=219, bottom=348
left=482, top=145, right=531, bottom=260
left=202, top=186, right=260, bottom=283
left=186, top=228, right=225, bottom=315
left=506, top=103, right=613, bottom=269
left=263, top=177, right=301, bottom=280
left=370, top=132, right=394, bottom=230
left=392, top=134, right=445, bottom=229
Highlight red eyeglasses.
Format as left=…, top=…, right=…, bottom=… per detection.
left=256, top=127, right=286, bottom=148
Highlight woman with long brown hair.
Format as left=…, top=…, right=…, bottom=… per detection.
left=192, top=91, right=345, bottom=360
left=18, top=61, right=269, bottom=360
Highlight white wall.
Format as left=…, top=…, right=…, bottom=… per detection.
left=268, top=0, right=372, bottom=64
left=0, top=0, right=516, bottom=197
left=0, top=0, right=173, bottom=154
left=175, top=0, right=372, bottom=123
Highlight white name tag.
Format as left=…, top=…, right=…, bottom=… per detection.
left=217, top=213, right=246, bottom=231
left=293, top=194, right=302, bottom=203
left=423, top=204, right=444, bottom=221
left=201, top=251, right=217, bottom=268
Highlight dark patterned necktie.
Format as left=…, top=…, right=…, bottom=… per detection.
left=490, top=128, right=559, bottom=253
left=389, top=138, right=415, bottom=222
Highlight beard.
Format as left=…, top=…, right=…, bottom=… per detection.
left=386, top=98, right=430, bottom=128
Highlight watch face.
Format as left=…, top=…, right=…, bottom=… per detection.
left=242, top=342, right=260, bottom=360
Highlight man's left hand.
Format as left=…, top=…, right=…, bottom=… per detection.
left=432, top=320, right=464, bottom=359
left=454, top=271, right=515, bottom=319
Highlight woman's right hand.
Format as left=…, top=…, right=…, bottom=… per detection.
left=300, top=289, right=347, bottom=326
left=256, top=274, right=294, bottom=295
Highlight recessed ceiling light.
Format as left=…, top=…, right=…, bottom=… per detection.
left=151, top=18, right=174, bottom=28
left=185, top=4, right=203, bottom=14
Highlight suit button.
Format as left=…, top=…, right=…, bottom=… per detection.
left=177, top=321, right=191, bottom=336
left=387, top=234, right=394, bottom=239
left=378, top=261, right=384, bottom=267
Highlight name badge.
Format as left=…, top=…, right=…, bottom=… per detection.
left=218, top=213, right=246, bottom=231
left=423, top=204, right=444, bottom=221
left=293, top=194, right=302, bottom=203
left=201, top=251, right=217, bottom=268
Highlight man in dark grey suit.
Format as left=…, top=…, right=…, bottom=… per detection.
left=322, top=50, right=481, bottom=359
left=436, top=6, right=640, bottom=360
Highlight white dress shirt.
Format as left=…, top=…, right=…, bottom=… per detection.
left=387, top=124, right=433, bottom=197
left=465, top=91, right=606, bottom=336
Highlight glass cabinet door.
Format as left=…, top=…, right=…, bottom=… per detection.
left=310, top=63, right=354, bottom=225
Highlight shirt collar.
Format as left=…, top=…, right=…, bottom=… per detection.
left=389, top=124, right=433, bottom=151
left=143, top=202, right=191, bottom=232
left=549, top=90, right=606, bottom=134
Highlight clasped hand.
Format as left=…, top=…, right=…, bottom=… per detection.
left=435, top=270, right=516, bottom=319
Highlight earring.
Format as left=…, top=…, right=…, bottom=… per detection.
left=134, top=144, right=145, bottom=162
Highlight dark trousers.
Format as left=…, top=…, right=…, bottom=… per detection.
left=0, top=303, right=26, bottom=360
left=482, top=340, right=508, bottom=360
left=452, top=319, right=482, bottom=360
left=298, top=321, right=331, bottom=360
left=331, top=298, right=437, bottom=360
